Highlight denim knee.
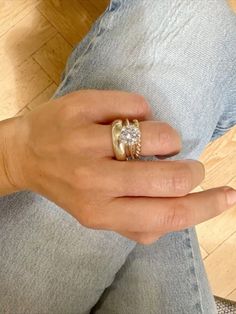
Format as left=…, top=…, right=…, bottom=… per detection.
left=54, top=0, right=236, bottom=159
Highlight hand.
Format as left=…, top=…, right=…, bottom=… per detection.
left=5, top=89, right=236, bottom=244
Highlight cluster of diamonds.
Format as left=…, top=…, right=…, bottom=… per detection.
left=119, top=124, right=141, bottom=145
left=118, top=121, right=141, bottom=159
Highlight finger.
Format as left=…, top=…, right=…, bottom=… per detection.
left=82, top=121, right=181, bottom=157
left=65, top=89, right=154, bottom=122
left=102, top=159, right=204, bottom=197
left=98, top=187, right=236, bottom=233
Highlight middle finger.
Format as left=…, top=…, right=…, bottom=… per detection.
left=105, top=159, right=205, bottom=197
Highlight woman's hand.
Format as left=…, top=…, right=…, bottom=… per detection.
left=4, top=89, right=236, bottom=244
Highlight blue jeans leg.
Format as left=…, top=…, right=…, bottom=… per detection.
left=0, top=0, right=235, bottom=313
left=85, top=1, right=235, bottom=313
left=92, top=228, right=216, bottom=314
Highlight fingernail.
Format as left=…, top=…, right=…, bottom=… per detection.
left=226, top=188, right=236, bottom=207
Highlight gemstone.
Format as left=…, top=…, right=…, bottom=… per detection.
left=119, top=125, right=141, bottom=145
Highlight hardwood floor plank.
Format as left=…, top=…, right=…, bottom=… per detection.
left=16, top=106, right=31, bottom=116
left=0, top=57, right=52, bottom=120
left=37, top=0, right=105, bottom=46
left=28, top=83, right=58, bottom=110
left=191, top=185, right=203, bottom=193
left=196, top=204, right=236, bottom=254
left=200, top=246, right=208, bottom=259
left=0, top=8, right=56, bottom=75
left=33, top=34, right=72, bottom=84
left=200, top=127, right=236, bottom=189
left=228, top=0, right=236, bottom=12
left=227, top=288, right=236, bottom=301
left=0, top=0, right=40, bottom=37
left=80, top=0, right=109, bottom=20
left=204, top=232, right=236, bottom=298
left=197, top=128, right=236, bottom=254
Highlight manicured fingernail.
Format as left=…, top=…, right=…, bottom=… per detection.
left=226, top=188, right=236, bottom=207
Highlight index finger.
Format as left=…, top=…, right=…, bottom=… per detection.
left=66, top=89, right=153, bottom=122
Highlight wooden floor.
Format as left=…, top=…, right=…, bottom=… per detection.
left=0, top=0, right=235, bottom=301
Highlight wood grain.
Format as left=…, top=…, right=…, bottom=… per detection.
left=0, top=0, right=40, bottom=37
left=228, top=0, right=236, bottom=12
left=33, top=33, right=73, bottom=84
left=0, top=8, right=56, bottom=76
left=200, top=128, right=236, bottom=189
left=37, top=0, right=108, bottom=46
left=204, top=232, right=236, bottom=297
left=28, top=83, right=58, bottom=110
left=0, top=57, right=52, bottom=120
left=200, top=245, right=208, bottom=260
left=228, top=288, right=236, bottom=300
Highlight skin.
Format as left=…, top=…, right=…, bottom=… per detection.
left=0, top=89, right=235, bottom=245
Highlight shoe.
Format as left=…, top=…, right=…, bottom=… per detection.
left=214, top=296, right=236, bottom=314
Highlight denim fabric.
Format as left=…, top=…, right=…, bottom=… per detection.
left=0, top=0, right=236, bottom=313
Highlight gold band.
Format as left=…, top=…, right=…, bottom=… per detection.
left=111, top=119, right=126, bottom=161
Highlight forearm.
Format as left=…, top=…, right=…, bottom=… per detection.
left=0, top=117, right=23, bottom=196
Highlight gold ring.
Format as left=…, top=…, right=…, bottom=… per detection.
left=111, top=118, right=141, bottom=161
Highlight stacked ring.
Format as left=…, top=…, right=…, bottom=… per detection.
left=111, top=118, right=141, bottom=161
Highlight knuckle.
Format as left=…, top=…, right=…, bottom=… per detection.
left=59, top=94, right=87, bottom=120
left=58, top=102, right=79, bottom=122
left=156, top=123, right=181, bottom=153
left=171, top=168, right=193, bottom=195
left=158, top=124, right=182, bottom=153
left=58, top=103, right=71, bottom=120
left=164, top=202, right=190, bottom=230
left=133, top=94, right=151, bottom=117
left=159, top=122, right=173, bottom=135
left=158, top=131, right=172, bottom=148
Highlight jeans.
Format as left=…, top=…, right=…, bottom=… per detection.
left=0, top=1, right=236, bottom=313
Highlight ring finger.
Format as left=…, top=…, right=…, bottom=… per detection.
left=79, top=121, right=182, bottom=158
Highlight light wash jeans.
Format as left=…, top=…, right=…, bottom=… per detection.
left=0, top=1, right=236, bottom=313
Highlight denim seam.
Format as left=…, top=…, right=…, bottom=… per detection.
left=186, top=228, right=204, bottom=314
left=108, top=0, right=122, bottom=12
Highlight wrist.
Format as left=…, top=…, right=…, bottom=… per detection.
left=0, top=116, right=28, bottom=194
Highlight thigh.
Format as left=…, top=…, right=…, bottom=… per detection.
left=0, top=191, right=135, bottom=314
left=1, top=1, right=235, bottom=313
left=54, top=0, right=236, bottom=158
left=51, top=0, right=235, bottom=313
left=92, top=227, right=217, bottom=314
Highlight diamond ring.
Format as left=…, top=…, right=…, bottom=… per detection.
left=111, top=118, right=141, bottom=161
